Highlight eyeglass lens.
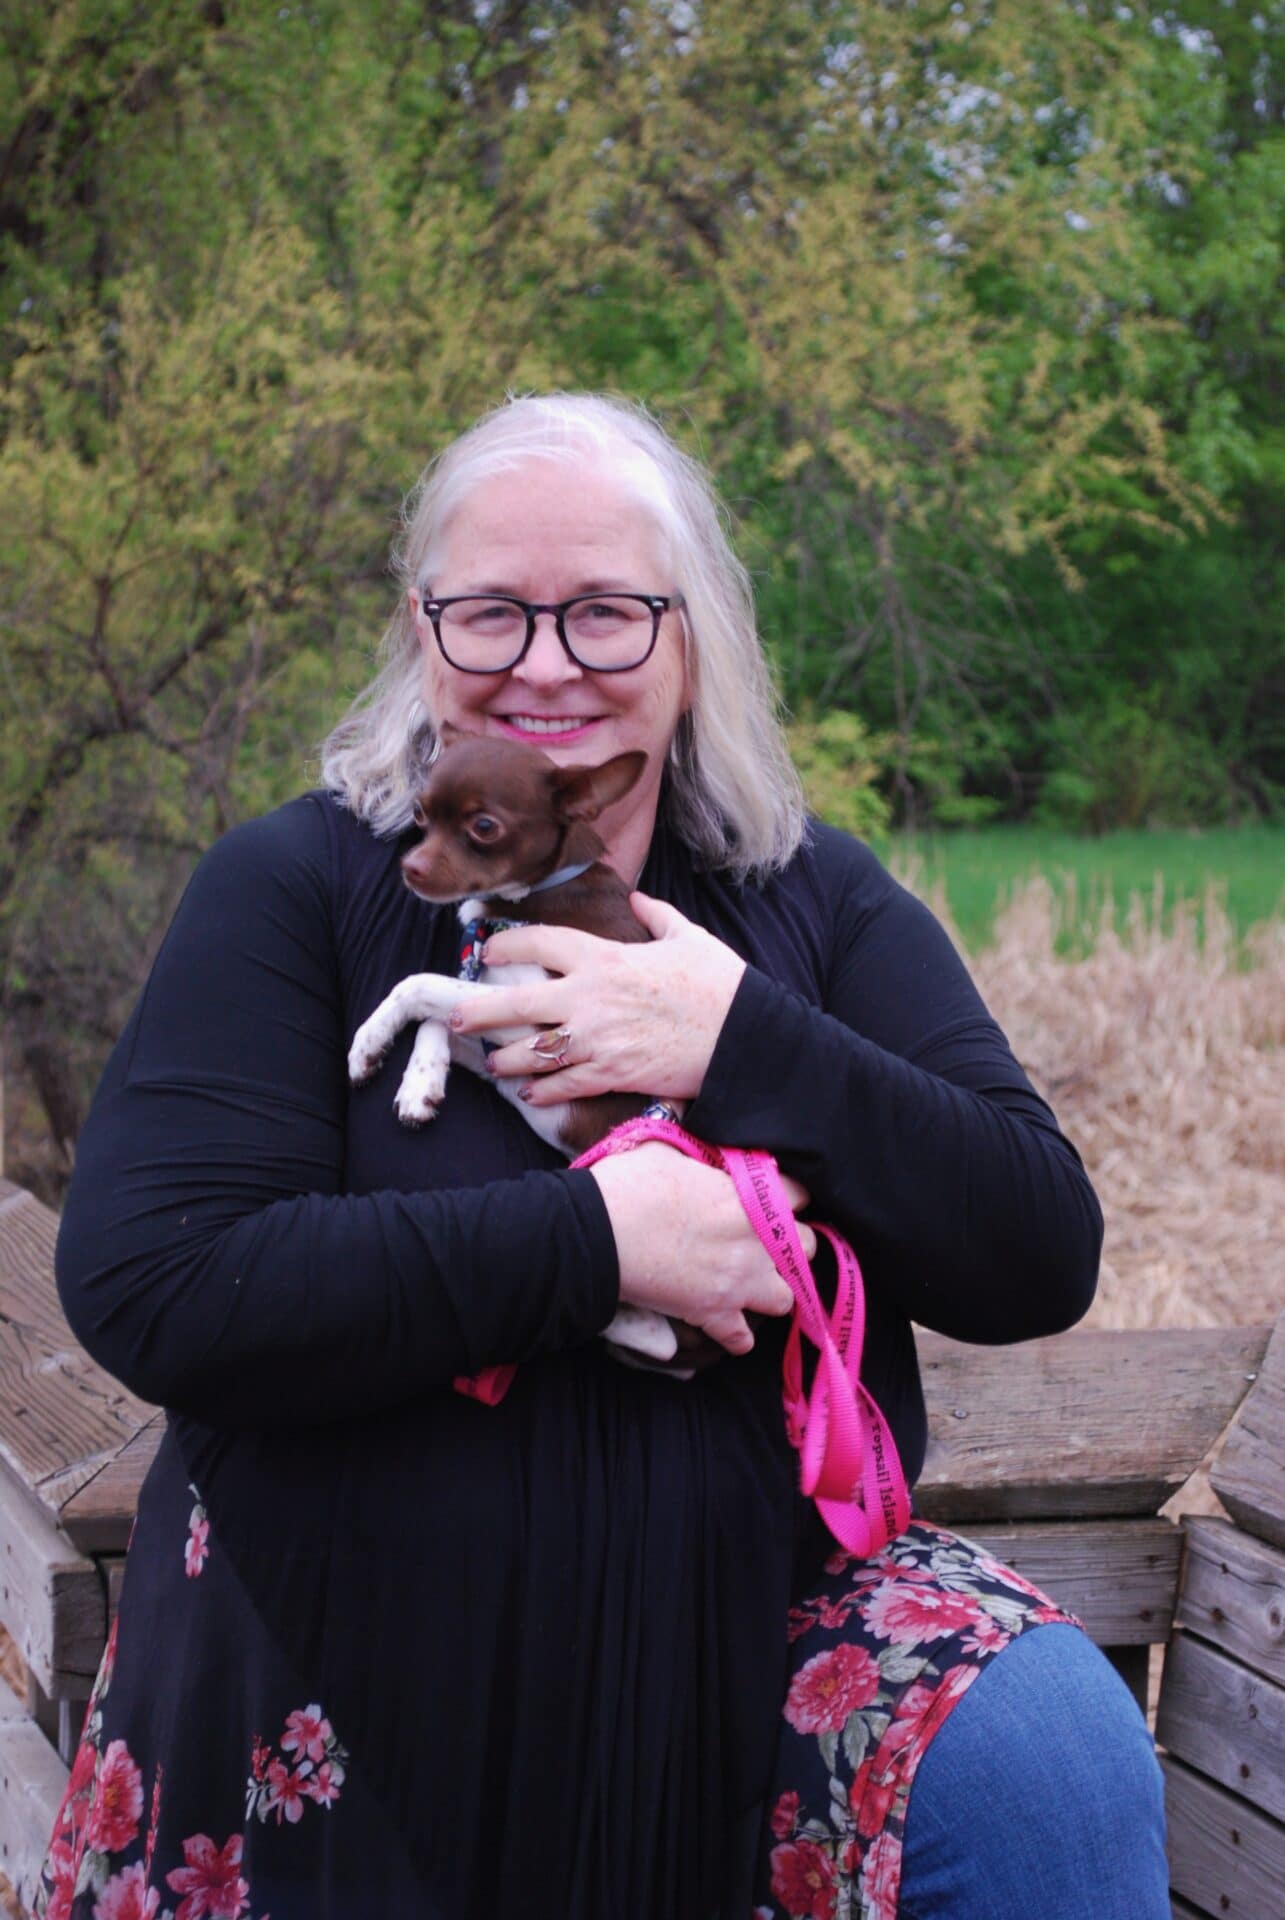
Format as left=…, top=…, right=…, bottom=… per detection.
left=435, top=595, right=659, bottom=671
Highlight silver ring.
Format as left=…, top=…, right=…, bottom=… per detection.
left=529, top=1026, right=572, bottom=1067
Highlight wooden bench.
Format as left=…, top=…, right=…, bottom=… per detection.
left=1, top=1173, right=1281, bottom=1917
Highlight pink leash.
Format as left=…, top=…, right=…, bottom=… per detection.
left=454, top=1114, right=911, bottom=1557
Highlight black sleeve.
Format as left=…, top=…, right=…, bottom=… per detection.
left=683, top=828, right=1101, bottom=1344
left=55, top=799, right=618, bottom=1426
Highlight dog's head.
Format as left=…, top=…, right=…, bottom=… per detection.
left=400, top=725, right=647, bottom=903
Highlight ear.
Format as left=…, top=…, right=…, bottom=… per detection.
left=551, top=751, right=648, bottom=822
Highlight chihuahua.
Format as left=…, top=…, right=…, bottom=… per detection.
left=347, top=726, right=695, bottom=1366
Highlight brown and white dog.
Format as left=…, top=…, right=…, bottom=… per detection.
left=347, top=726, right=692, bottom=1365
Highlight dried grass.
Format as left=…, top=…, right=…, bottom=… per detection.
left=958, top=879, right=1284, bottom=1333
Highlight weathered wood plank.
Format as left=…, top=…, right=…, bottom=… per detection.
left=0, top=1183, right=64, bottom=1348
left=1212, top=1316, right=1285, bottom=1554
left=1157, top=1632, right=1285, bottom=1823
left=1177, top=1517, right=1285, bottom=1688
left=0, top=1685, right=67, bottom=1912
left=961, top=1518, right=1182, bottom=1647
left=916, top=1325, right=1269, bottom=1522
left=0, top=1472, right=104, bottom=1697
left=1163, top=1757, right=1285, bottom=1920
left=0, top=1181, right=155, bottom=1516
left=58, top=1414, right=165, bottom=1556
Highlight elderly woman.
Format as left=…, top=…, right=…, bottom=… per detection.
left=41, top=394, right=1166, bottom=1920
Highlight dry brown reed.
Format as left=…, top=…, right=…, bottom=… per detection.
left=952, top=878, right=1284, bottom=1333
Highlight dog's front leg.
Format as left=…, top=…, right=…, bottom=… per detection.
left=396, top=1018, right=452, bottom=1126
left=349, top=975, right=496, bottom=1085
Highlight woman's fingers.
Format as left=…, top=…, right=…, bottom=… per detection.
left=449, top=987, right=565, bottom=1039
left=479, top=923, right=598, bottom=973
left=778, top=1173, right=811, bottom=1214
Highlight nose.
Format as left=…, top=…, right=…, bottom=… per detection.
left=512, top=611, right=583, bottom=691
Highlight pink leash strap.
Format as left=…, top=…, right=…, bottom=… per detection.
left=455, top=1115, right=911, bottom=1556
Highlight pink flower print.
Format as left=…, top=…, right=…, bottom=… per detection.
left=786, top=1609, right=814, bottom=1644
left=265, top=1758, right=310, bottom=1824
left=859, top=1830, right=902, bottom=1920
left=281, top=1704, right=332, bottom=1766
left=67, top=1736, right=97, bottom=1802
left=863, top=1577, right=981, bottom=1644
left=769, top=1790, right=800, bottom=1840
left=145, top=1764, right=163, bottom=1874
left=84, top=1739, right=144, bottom=1854
left=93, top=1861, right=161, bottom=1920
left=185, top=1513, right=209, bottom=1579
left=43, top=1837, right=78, bottom=1920
left=302, top=1758, right=344, bottom=1808
left=165, top=1832, right=250, bottom=1920
left=783, top=1642, right=881, bottom=1734
left=769, top=1838, right=838, bottom=1919
left=959, top=1612, right=1009, bottom=1657
left=849, top=1753, right=899, bottom=1840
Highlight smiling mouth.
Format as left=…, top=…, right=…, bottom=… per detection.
left=497, top=715, right=599, bottom=736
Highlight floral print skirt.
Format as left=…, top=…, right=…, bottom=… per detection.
left=34, top=1471, right=1074, bottom=1920
left=752, top=1520, right=1078, bottom=1920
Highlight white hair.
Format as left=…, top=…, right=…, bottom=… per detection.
left=320, top=393, right=806, bottom=879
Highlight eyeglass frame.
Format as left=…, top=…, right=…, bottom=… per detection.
left=415, top=589, right=686, bottom=675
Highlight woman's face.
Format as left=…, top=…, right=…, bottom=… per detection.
left=410, top=458, right=690, bottom=877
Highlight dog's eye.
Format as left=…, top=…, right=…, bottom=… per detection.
left=469, top=815, right=502, bottom=842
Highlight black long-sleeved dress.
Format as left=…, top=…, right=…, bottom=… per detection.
left=47, top=793, right=1101, bottom=1920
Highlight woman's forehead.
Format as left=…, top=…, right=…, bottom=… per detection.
left=434, top=457, right=671, bottom=585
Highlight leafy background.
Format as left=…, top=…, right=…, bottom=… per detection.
left=1, top=0, right=1281, bottom=1197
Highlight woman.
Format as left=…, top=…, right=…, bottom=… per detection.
left=40, top=394, right=1166, bottom=1920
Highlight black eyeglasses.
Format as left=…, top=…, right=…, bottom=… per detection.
left=418, top=591, right=684, bottom=674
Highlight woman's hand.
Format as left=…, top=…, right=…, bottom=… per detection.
left=588, top=1143, right=809, bottom=1355
left=450, top=892, right=746, bottom=1106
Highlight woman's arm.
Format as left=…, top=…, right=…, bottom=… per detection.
left=56, top=799, right=619, bottom=1427
left=682, top=829, right=1102, bottom=1344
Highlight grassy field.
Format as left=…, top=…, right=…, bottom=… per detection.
left=879, top=824, right=1285, bottom=953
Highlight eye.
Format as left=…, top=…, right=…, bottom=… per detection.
left=468, top=814, right=502, bottom=843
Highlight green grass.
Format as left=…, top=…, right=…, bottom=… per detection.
left=876, top=825, right=1285, bottom=953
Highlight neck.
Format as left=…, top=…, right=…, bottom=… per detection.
left=596, top=795, right=661, bottom=894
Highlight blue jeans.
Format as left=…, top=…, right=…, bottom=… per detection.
left=898, top=1624, right=1169, bottom=1919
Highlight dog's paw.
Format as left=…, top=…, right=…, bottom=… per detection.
left=602, top=1305, right=679, bottom=1363
left=395, top=1067, right=448, bottom=1127
left=348, top=1030, right=389, bottom=1085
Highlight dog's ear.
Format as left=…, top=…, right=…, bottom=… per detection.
left=551, top=751, right=648, bottom=822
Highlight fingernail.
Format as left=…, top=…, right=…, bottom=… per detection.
left=478, top=943, right=489, bottom=962
left=518, top=1083, right=533, bottom=1102
left=449, top=1011, right=463, bottom=1030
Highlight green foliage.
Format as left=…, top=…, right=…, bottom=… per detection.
left=785, top=711, right=891, bottom=841
left=890, top=824, right=1285, bottom=954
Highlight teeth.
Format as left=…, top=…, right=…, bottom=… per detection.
left=504, top=717, right=590, bottom=735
